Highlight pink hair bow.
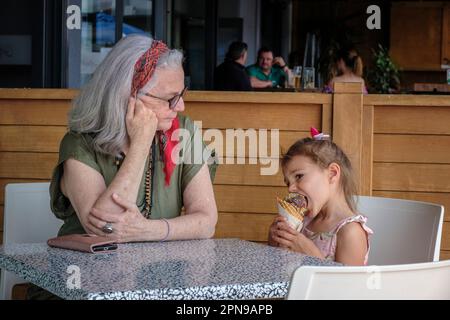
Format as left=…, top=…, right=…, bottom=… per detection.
left=310, top=127, right=330, bottom=140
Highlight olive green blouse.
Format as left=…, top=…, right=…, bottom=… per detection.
left=50, top=114, right=217, bottom=236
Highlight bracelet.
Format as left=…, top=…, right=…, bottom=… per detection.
left=159, top=218, right=170, bottom=242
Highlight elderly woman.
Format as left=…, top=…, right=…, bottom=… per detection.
left=50, top=34, right=218, bottom=243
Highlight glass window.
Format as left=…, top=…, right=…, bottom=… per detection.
left=123, top=0, right=153, bottom=35
left=80, top=0, right=153, bottom=85
left=171, top=0, right=206, bottom=90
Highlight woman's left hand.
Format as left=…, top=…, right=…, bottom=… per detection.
left=88, top=193, right=148, bottom=242
left=272, top=221, right=323, bottom=258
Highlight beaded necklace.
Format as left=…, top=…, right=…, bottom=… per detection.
left=142, top=142, right=154, bottom=218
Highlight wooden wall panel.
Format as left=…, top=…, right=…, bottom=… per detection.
left=390, top=4, right=443, bottom=70
left=214, top=185, right=286, bottom=214
left=0, top=100, right=70, bottom=125
left=0, top=153, right=57, bottom=179
left=440, top=251, right=450, bottom=261
left=374, top=106, right=450, bottom=134
left=0, top=89, right=78, bottom=100
left=214, top=212, right=275, bottom=241
left=0, top=126, right=67, bottom=152
left=442, top=222, right=450, bottom=251
left=373, top=163, right=450, bottom=192
left=361, top=105, right=374, bottom=195
left=201, top=130, right=308, bottom=159
left=321, top=103, right=332, bottom=134
left=183, top=103, right=322, bottom=130
left=184, top=91, right=331, bottom=104
left=371, top=95, right=450, bottom=255
left=366, top=95, right=450, bottom=107
left=332, top=83, right=364, bottom=193
left=214, top=163, right=285, bottom=186
left=0, top=205, right=3, bottom=232
left=373, top=134, right=450, bottom=164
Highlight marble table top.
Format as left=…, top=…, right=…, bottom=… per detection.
left=0, top=238, right=339, bottom=300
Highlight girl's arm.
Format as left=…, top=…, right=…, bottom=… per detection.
left=272, top=221, right=325, bottom=259
left=335, top=222, right=368, bottom=266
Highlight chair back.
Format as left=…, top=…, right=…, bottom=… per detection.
left=356, top=196, right=444, bottom=265
left=1, top=182, right=62, bottom=300
left=287, top=260, right=450, bottom=300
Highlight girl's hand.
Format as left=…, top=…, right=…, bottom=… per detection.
left=87, top=193, right=148, bottom=243
left=272, top=221, right=324, bottom=259
left=268, top=215, right=287, bottom=247
left=126, top=96, right=158, bottom=146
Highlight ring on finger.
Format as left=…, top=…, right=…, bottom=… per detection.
left=102, top=222, right=114, bottom=234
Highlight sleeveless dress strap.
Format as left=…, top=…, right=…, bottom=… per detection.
left=335, top=214, right=373, bottom=235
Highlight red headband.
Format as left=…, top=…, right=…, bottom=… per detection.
left=131, top=40, right=169, bottom=96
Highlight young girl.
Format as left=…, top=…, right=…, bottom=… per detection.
left=268, top=131, right=372, bottom=265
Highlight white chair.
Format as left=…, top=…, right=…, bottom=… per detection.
left=287, top=260, right=450, bottom=300
left=1, top=183, right=62, bottom=300
left=356, top=196, right=444, bottom=265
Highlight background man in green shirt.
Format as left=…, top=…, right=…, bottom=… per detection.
left=246, top=47, right=291, bottom=89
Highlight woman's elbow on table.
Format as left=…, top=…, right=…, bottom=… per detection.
left=200, top=209, right=218, bottom=239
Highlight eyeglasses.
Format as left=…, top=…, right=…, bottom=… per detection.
left=145, top=86, right=187, bottom=110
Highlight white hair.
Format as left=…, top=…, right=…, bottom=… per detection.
left=69, top=34, right=183, bottom=156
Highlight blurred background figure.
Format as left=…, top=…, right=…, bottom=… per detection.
left=214, top=41, right=251, bottom=91
left=246, top=47, right=291, bottom=89
left=323, top=46, right=367, bottom=93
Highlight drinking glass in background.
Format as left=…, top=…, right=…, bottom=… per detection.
left=293, top=66, right=302, bottom=91
left=303, top=67, right=315, bottom=89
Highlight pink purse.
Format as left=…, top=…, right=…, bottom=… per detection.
left=47, top=234, right=118, bottom=253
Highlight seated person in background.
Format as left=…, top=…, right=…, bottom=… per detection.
left=246, top=47, right=291, bottom=89
left=323, top=46, right=368, bottom=93
left=214, top=41, right=251, bottom=91
left=268, top=129, right=373, bottom=266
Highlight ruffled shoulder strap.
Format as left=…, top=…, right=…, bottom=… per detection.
left=335, top=214, right=374, bottom=236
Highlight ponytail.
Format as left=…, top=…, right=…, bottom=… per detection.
left=353, top=55, right=363, bottom=77
left=337, top=46, right=364, bottom=77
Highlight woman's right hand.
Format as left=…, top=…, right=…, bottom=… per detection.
left=126, top=96, right=158, bottom=145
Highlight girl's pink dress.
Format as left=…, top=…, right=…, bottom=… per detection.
left=301, top=214, right=373, bottom=265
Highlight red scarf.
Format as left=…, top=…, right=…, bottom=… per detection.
left=159, top=118, right=180, bottom=186
left=131, top=40, right=179, bottom=186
